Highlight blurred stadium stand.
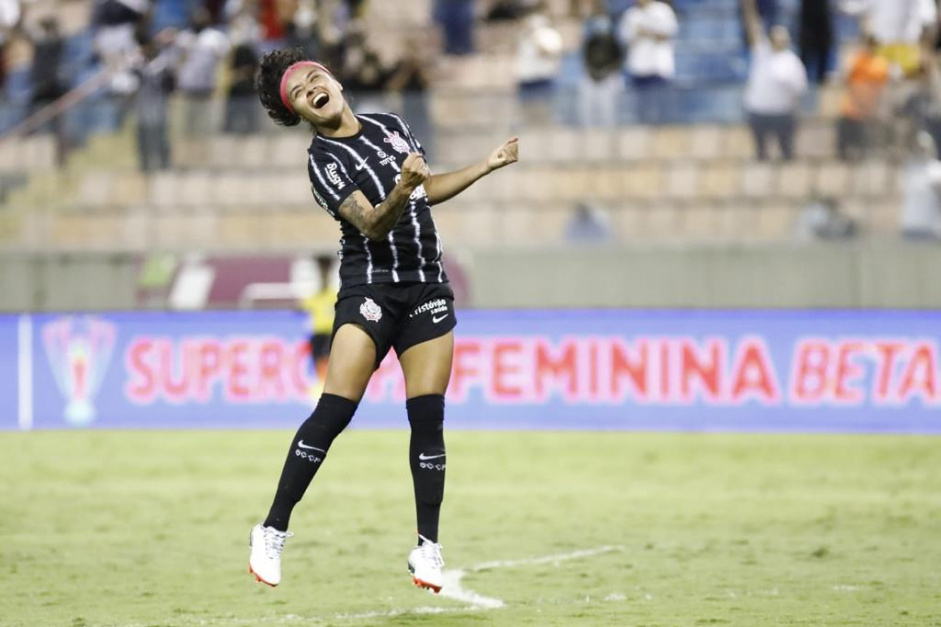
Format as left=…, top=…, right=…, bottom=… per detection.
left=0, top=0, right=936, bottom=312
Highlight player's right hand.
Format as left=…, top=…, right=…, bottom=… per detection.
left=400, top=153, right=431, bottom=189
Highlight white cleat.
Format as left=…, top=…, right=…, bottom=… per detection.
left=248, top=523, right=293, bottom=587
left=407, top=535, right=444, bottom=593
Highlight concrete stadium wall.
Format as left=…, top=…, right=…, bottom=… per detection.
left=466, top=243, right=941, bottom=309
left=0, top=253, right=139, bottom=312
left=1, top=243, right=940, bottom=311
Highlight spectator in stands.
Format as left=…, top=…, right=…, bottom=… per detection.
left=742, top=0, right=808, bottom=161
left=387, top=34, right=434, bottom=159
left=619, top=0, right=676, bottom=87
left=798, top=0, right=833, bottom=84
left=844, top=0, right=937, bottom=77
left=0, top=0, right=21, bottom=97
left=339, top=25, right=388, bottom=112
left=901, top=131, right=941, bottom=240
left=175, top=7, right=230, bottom=134
left=134, top=33, right=175, bottom=172
left=93, top=0, right=150, bottom=118
left=515, top=10, right=563, bottom=126
left=794, top=196, right=857, bottom=240
left=579, top=0, right=624, bottom=127
left=837, top=34, right=888, bottom=161
left=224, top=37, right=260, bottom=134
left=739, top=0, right=777, bottom=55
left=618, top=0, right=677, bottom=123
left=565, top=202, right=616, bottom=243
left=486, top=0, right=536, bottom=22
left=24, top=15, right=64, bottom=137
left=285, top=0, right=320, bottom=59
left=899, top=56, right=941, bottom=157
left=434, top=0, right=475, bottom=56
left=26, top=16, right=64, bottom=110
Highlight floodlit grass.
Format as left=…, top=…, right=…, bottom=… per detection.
left=1, top=429, right=939, bottom=626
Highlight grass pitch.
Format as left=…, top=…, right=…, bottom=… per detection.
left=1, top=429, right=939, bottom=627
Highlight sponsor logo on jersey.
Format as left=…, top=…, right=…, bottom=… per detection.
left=325, top=162, right=345, bottom=189
left=42, top=316, right=117, bottom=426
left=360, top=297, right=383, bottom=322
left=394, top=174, right=428, bottom=201
left=311, top=185, right=330, bottom=211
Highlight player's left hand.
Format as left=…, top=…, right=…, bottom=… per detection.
left=486, top=137, right=519, bottom=172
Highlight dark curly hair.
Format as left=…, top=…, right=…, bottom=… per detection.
left=255, top=47, right=314, bottom=128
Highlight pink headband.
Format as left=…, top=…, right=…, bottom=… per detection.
left=279, top=61, right=330, bottom=113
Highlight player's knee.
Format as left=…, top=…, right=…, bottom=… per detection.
left=301, top=393, right=358, bottom=442
left=406, top=394, right=445, bottom=432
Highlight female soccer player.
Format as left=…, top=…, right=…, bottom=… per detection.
left=247, top=48, right=519, bottom=593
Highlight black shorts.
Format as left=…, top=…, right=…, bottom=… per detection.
left=332, top=282, right=457, bottom=368
left=309, top=333, right=332, bottom=361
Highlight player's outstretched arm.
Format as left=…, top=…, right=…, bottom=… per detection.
left=338, top=153, right=430, bottom=241
left=424, top=137, right=519, bottom=206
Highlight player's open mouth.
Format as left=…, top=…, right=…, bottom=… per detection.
left=313, top=93, right=330, bottom=110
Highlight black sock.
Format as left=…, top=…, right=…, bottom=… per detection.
left=407, top=394, right=446, bottom=543
left=264, top=393, right=358, bottom=531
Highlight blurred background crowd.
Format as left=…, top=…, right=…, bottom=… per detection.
left=1, top=0, right=940, bottom=312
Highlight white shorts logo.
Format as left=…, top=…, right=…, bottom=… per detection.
left=360, top=297, right=382, bottom=322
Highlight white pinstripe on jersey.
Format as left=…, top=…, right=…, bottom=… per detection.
left=360, top=115, right=428, bottom=282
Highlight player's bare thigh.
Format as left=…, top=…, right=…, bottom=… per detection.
left=322, top=323, right=377, bottom=402
left=399, top=331, right=455, bottom=399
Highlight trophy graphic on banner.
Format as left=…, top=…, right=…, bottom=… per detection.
left=42, top=317, right=116, bottom=426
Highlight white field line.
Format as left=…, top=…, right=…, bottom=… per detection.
left=106, top=545, right=622, bottom=626
left=438, top=544, right=622, bottom=611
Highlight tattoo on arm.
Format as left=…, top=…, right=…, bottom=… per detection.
left=337, top=187, right=414, bottom=241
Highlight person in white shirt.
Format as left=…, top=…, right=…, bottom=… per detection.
left=618, top=0, right=677, bottom=86
left=742, top=0, right=808, bottom=161
left=175, top=7, right=230, bottom=134
left=515, top=12, right=563, bottom=125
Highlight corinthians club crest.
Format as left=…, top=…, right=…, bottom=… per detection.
left=42, top=316, right=116, bottom=426
left=382, top=129, right=411, bottom=155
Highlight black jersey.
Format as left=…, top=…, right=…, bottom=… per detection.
left=307, top=112, right=447, bottom=289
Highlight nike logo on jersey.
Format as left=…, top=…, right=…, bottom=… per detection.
left=355, top=159, right=368, bottom=171
left=297, top=441, right=326, bottom=453
left=432, top=314, right=448, bottom=324
left=418, top=453, right=446, bottom=461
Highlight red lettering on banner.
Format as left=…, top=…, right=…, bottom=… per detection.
left=833, top=341, right=865, bottom=404
left=160, top=339, right=188, bottom=402
left=365, top=353, right=406, bottom=402
left=897, top=342, right=939, bottom=404
left=257, top=341, right=286, bottom=401
left=291, top=341, right=311, bottom=400
left=729, top=337, right=780, bottom=404
left=610, top=339, right=649, bottom=402
left=491, top=340, right=525, bottom=401
left=448, top=340, right=481, bottom=402
left=534, top=338, right=578, bottom=402
left=588, top=340, right=600, bottom=400
left=790, top=339, right=831, bottom=404
left=873, top=341, right=905, bottom=404
left=679, top=337, right=725, bottom=403
left=124, top=336, right=315, bottom=405
left=659, top=341, right=671, bottom=401
left=194, top=341, right=222, bottom=402
left=226, top=341, right=251, bottom=401
left=125, top=339, right=156, bottom=404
